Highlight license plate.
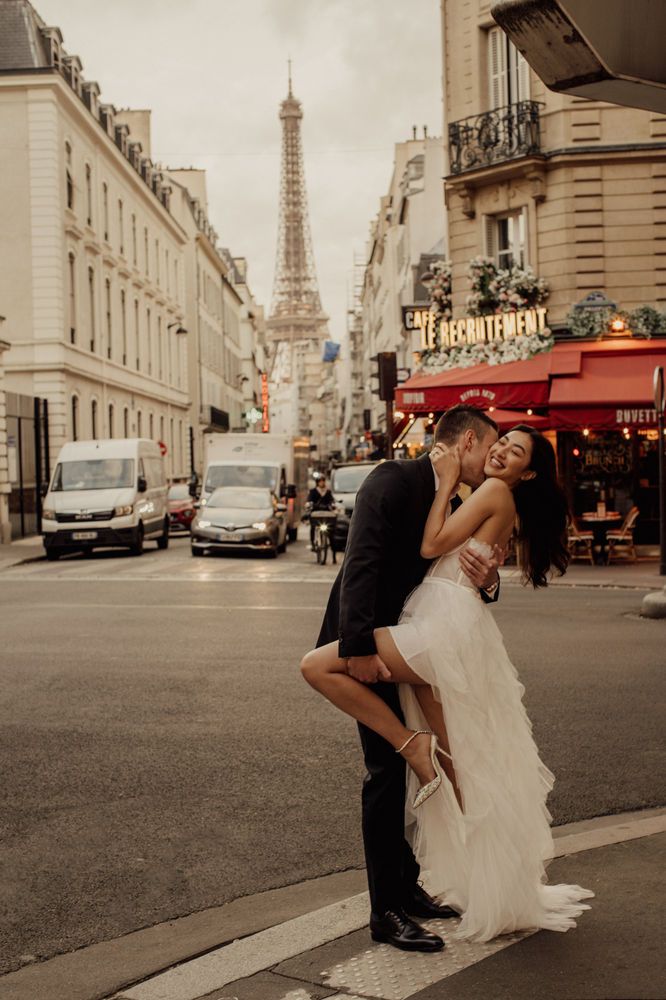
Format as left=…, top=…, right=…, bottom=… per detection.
left=218, top=531, right=244, bottom=541
left=72, top=531, right=98, bottom=540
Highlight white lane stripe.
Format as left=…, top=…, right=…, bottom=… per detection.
left=113, top=811, right=664, bottom=1000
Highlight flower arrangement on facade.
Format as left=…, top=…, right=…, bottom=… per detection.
left=419, top=329, right=554, bottom=374
left=566, top=302, right=666, bottom=338
left=466, top=257, right=549, bottom=315
left=420, top=260, right=453, bottom=321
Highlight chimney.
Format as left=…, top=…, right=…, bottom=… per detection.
left=412, top=125, right=417, bottom=140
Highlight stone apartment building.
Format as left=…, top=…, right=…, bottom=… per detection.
left=441, top=0, right=666, bottom=322
left=361, top=132, right=447, bottom=436
left=0, top=2, right=192, bottom=478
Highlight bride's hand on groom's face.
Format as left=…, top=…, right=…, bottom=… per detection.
left=430, top=442, right=462, bottom=485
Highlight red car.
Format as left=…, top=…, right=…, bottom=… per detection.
left=168, top=483, right=196, bottom=533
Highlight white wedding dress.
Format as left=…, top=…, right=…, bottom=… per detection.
left=389, top=537, right=593, bottom=942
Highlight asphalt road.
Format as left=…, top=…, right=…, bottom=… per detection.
left=0, top=537, right=664, bottom=975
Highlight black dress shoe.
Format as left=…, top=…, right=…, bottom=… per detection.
left=402, top=882, right=459, bottom=920
left=369, top=908, right=445, bottom=952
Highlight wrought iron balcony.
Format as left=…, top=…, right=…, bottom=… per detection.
left=448, top=101, right=542, bottom=175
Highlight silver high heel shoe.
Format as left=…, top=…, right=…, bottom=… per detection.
left=396, top=730, right=444, bottom=809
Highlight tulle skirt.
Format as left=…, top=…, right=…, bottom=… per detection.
left=389, top=577, right=593, bottom=941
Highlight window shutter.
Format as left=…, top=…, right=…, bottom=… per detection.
left=488, top=27, right=508, bottom=109
left=517, top=50, right=530, bottom=102
left=484, top=216, right=496, bottom=262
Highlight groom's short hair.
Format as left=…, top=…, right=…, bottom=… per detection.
left=434, top=405, right=498, bottom=445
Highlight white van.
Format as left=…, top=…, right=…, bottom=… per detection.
left=42, top=439, right=169, bottom=560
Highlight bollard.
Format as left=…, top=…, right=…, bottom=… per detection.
left=641, top=586, right=666, bottom=619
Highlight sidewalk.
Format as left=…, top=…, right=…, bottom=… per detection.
left=1, top=809, right=663, bottom=1000
left=0, top=535, right=44, bottom=570
left=501, top=559, right=664, bottom=590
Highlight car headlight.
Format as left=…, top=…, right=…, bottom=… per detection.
left=251, top=521, right=267, bottom=531
left=42, top=508, right=56, bottom=520
left=197, top=519, right=211, bottom=529
left=114, top=504, right=133, bottom=517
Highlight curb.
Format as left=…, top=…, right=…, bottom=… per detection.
left=1, top=807, right=664, bottom=1000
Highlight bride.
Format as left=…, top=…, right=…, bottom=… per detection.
left=301, top=425, right=593, bottom=942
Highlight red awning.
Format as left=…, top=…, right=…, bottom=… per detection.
left=487, top=408, right=550, bottom=430
left=396, top=352, right=555, bottom=411
left=550, top=406, right=659, bottom=430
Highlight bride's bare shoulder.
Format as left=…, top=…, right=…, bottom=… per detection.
left=474, top=477, right=515, bottom=509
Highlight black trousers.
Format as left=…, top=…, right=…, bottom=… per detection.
left=358, top=679, right=420, bottom=914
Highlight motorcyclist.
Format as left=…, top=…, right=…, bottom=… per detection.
left=305, top=476, right=336, bottom=551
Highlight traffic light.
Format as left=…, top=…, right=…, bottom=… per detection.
left=371, top=352, right=398, bottom=402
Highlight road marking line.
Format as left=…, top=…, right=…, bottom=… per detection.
left=113, top=811, right=663, bottom=1000
left=0, top=602, right=325, bottom=611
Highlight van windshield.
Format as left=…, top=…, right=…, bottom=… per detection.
left=51, top=459, right=135, bottom=491
left=205, top=464, right=277, bottom=492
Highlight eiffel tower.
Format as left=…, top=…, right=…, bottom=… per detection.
left=267, top=65, right=329, bottom=439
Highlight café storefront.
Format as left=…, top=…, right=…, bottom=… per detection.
left=397, top=329, right=666, bottom=545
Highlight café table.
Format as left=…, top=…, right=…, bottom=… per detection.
left=580, top=511, right=622, bottom=564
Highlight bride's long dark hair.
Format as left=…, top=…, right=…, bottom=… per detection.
left=509, top=425, right=570, bottom=588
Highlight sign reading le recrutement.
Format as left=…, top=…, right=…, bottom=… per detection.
left=402, top=306, right=549, bottom=350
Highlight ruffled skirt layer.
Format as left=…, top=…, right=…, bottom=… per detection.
left=389, top=578, right=593, bottom=941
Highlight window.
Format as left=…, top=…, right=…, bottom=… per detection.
left=108, top=403, right=114, bottom=438
left=72, top=395, right=79, bottom=441
left=85, top=164, right=92, bottom=225
left=65, top=141, right=74, bottom=210
left=137, top=410, right=142, bottom=437
left=68, top=252, right=76, bottom=343
left=149, top=412, right=154, bottom=438
left=134, top=299, right=141, bottom=370
left=160, top=415, right=165, bottom=444
left=144, top=227, right=149, bottom=276
left=131, top=213, right=137, bottom=264
left=118, top=199, right=124, bottom=255
left=91, top=398, right=98, bottom=439
left=88, top=265, right=96, bottom=351
left=166, top=249, right=170, bottom=293
left=120, top=288, right=127, bottom=365
left=157, top=315, right=163, bottom=380
left=146, top=307, right=152, bottom=375
left=485, top=209, right=527, bottom=270
left=105, top=277, right=112, bottom=359
left=488, top=25, right=529, bottom=109
left=155, top=238, right=160, bottom=285
left=123, top=406, right=129, bottom=437
left=102, top=182, right=109, bottom=241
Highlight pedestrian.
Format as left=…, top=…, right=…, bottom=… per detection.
left=301, top=406, right=592, bottom=951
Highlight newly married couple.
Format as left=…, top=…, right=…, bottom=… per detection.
left=301, top=405, right=593, bottom=953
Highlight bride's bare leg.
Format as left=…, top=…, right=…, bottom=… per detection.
left=414, top=686, right=463, bottom=811
left=301, top=630, right=437, bottom=787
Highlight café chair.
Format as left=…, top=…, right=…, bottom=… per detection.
left=606, top=506, right=640, bottom=564
left=567, top=518, right=594, bottom=564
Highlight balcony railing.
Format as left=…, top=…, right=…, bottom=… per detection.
left=448, top=101, right=542, bottom=175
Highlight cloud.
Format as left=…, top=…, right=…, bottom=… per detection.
left=35, top=0, right=442, bottom=334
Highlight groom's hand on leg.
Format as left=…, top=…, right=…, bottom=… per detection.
left=347, top=654, right=392, bottom=683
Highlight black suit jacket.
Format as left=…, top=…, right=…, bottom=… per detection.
left=317, top=455, right=499, bottom=656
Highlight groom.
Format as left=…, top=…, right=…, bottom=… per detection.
left=317, top=405, right=501, bottom=952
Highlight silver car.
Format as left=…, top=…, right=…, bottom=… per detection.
left=191, top=486, right=287, bottom=557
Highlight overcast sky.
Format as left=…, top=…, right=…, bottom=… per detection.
left=37, top=0, right=442, bottom=337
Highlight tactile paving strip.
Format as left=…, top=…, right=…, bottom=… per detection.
left=321, top=918, right=530, bottom=999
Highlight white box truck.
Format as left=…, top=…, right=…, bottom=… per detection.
left=201, top=433, right=309, bottom=541
left=41, top=438, right=169, bottom=559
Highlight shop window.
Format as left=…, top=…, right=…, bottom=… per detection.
left=488, top=25, right=530, bottom=109
left=485, top=209, right=527, bottom=270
